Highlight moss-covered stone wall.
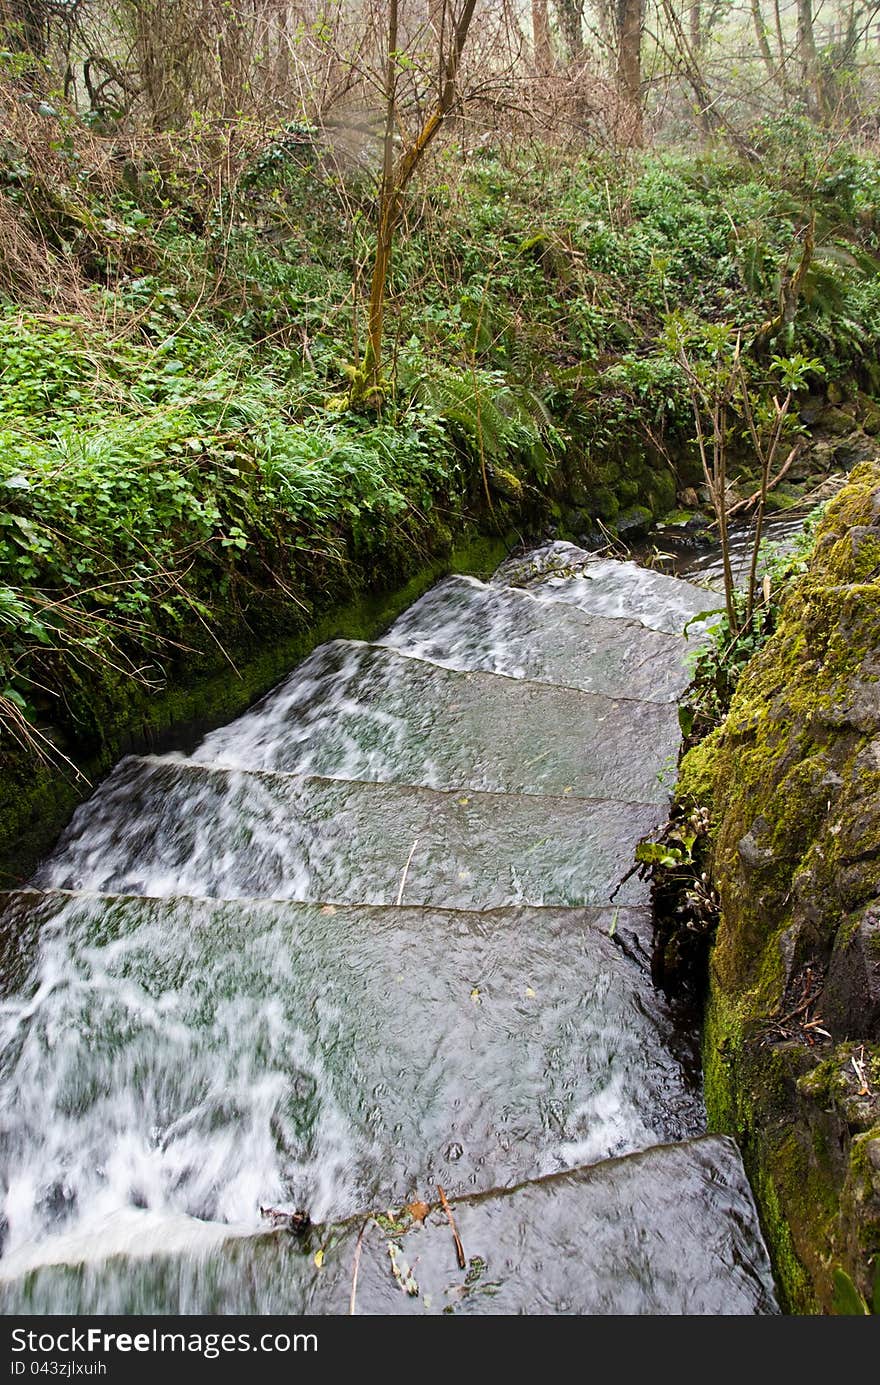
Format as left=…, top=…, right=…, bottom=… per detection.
left=678, top=461, right=880, bottom=1313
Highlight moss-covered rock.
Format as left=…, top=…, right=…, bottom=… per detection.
left=678, top=460, right=880, bottom=1312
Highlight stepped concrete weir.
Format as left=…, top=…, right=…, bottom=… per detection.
left=0, top=543, right=776, bottom=1315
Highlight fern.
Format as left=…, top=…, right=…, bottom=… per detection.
left=415, top=367, right=558, bottom=482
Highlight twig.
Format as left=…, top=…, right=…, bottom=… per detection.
left=852, top=1045, right=870, bottom=1097
left=773, top=994, right=815, bottom=1027
left=348, top=1218, right=369, bottom=1316
left=722, top=439, right=806, bottom=523
left=437, top=1184, right=465, bottom=1270
left=395, top=838, right=419, bottom=906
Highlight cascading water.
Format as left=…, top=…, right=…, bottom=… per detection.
left=0, top=543, right=778, bottom=1314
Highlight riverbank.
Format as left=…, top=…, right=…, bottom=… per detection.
left=675, top=461, right=880, bottom=1313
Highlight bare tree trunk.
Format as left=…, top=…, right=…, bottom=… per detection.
left=362, top=0, right=479, bottom=396
left=593, top=0, right=615, bottom=48
left=218, top=7, right=248, bottom=119
left=750, top=0, right=777, bottom=84
left=364, top=0, right=400, bottom=391
left=554, top=0, right=585, bottom=62
left=427, top=0, right=445, bottom=36
left=532, top=0, right=552, bottom=72
left=689, top=0, right=702, bottom=53
left=797, top=0, right=825, bottom=115
left=616, top=0, right=643, bottom=145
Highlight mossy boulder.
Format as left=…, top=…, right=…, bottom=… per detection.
left=678, top=460, right=880, bottom=1312
left=616, top=504, right=653, bottom=535
left=859, top=397, right=880, bottom=437
left=822, top=405, right=859, bottom=437
left=488, top=466, right=524, bottom=501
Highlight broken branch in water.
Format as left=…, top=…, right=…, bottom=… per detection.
left=395, top=838, right=419, bottom=905
left=349, top=1217, right=370, bottom=1316
left=437, top=1184, right=466, bottom=1269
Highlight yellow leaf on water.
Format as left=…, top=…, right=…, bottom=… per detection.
left=562, top=786, right=573, bottom=796
left=470, top=988, right=480, bottom=1003
left=458, top=796, right=470, bottom=805
left=314, top=1249, right=325, bottom=1269
left=525, top=986, right=536, bottom=998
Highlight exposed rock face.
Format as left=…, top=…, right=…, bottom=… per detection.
left=678, top=461, right=880, bottom=1313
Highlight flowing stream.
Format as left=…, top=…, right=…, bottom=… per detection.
left=0, top=542, right=779, bottom=1314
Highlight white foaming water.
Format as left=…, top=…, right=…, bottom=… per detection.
left=381, top=575, right=529, bottom=677
left=493, top=542, right=720, bottom=637
left=0, top=1209, right=255, bottom=1283
left=0, top=895, right=366, bottom=1269
left=377, top=574, right=700, bottom=703
left=192, top=640, right=443, bottom=784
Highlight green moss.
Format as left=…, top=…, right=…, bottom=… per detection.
left=646, top=469, right=677, bottom=516
left=764, top=490, right=800, bottom=512
left=489, top=467, right=524, bottom=500
left=590, top=486, right=619, bottom=521
left=677, top=728, right=724, bottom=812
left=686, top=462, right=880, bottom=1312
left=616, top=478, right=641, bottom=505
left=702, top=990, right=817, bottom=1312
left=617, top=504, right=653, bottom=532
left=753, top=1146, right=821, bottom=1314
left=819, top=462, right=880, bottom=543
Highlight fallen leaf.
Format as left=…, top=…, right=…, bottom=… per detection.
left=525, top=986, right=536, bottom=998
left=320, top=905, right=336, bottom=916
left=314, top=1248, right=325, bottom=1268
left=405, top=1200, right=430, bottom=1223
left=458, top=796, right=470, bottom=805
left=470, top=987, right=481, bottom=1003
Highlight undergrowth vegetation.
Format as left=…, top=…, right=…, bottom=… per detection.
left=2, top=81, right=880, bottom=766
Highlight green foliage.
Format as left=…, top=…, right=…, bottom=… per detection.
left=635, top=834, right=697, bottom=869
left=831, top=1266, right=870, bottom=1315
left=414, top=366, right=558, bottom=482
left=0, top=313, right=457, bottom=752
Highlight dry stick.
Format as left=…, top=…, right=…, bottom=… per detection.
left=717, top=335, right=743, bottom=630
left=769, top=992, right=817, bottom=1030
left=348, top=1218, right=370, bottom=1316
left=395, top=839, right=420, bottom=906
left=437, top=1184, right=466, bottom=1270
left=723, top=439, right=805, bottom=522
left=678, top=342, right=737, bottom=634
left=742, top=385, right=792, bottom=622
